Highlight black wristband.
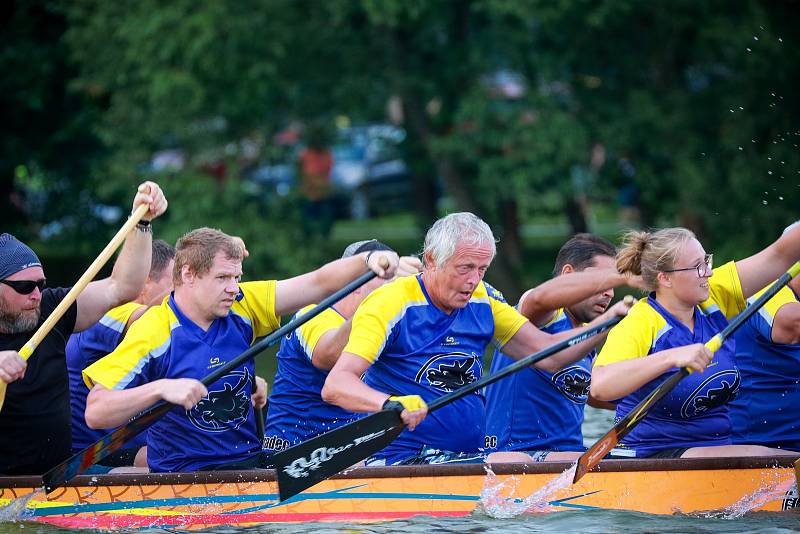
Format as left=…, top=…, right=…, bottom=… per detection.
left=382, top=398, right=404, bottom=413
left=365, top=249, right=376, bottom=268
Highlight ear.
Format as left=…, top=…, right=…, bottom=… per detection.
left=656, top=271, right=671, bottom=288
left=423, top=251, right=435, bottom=270
left=180, top=265, right=195, bottom=286
left=561, top=264, right=575, bottom=275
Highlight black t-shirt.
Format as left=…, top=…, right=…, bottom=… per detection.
left=0, top=288, right=77, bottom=475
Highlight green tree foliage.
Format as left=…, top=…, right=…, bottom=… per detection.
left=7, top=1, right=800, bottom=294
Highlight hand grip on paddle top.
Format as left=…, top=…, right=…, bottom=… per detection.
left=366, top=252, right=397, bottom=279
left=681, top=334, right=723, bottom=375
left=383, top=395, right=428, bottom=431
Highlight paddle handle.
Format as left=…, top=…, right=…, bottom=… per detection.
left=19, top=204, right=150, bottom=360
left=427, top=313, right=625, bottom=412
left=0, top=203, right=150, bottom=413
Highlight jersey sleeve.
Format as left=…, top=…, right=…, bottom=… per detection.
left=295, top=306, right=346, bottom=361
left=748, top=284, right=797, bottom=342
left=83, top=305, right=172, bottom=391
left=483, top=283, right=528, bottom=347
left=594, top=300, right=659, bottom=366
left=344, top=279, right=416, bottom=364
left=236, top=280, right=281, bottom=339
left=704, top=261, right=746, bottom=319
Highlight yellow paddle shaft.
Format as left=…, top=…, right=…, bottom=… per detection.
left=0, top=203, right=150, bottom=411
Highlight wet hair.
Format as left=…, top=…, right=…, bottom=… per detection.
left=173, top=228, right=244, bottom=286
left=616, top=228, right=696, bottom=292
left=552, top=233, right=617, bottom=277
left=423, top=212, right=496, bottom=268
left=149, top=239, right=176, bottom=280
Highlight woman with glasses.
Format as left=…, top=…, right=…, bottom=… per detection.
left=590, top=227, right=800, bottom=459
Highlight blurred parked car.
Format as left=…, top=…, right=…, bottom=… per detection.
left=331, top=125, right=412, bottom=220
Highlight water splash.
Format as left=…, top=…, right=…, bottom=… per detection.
left=480, top=463, right=577, bottom=519
left=0, top=489, right=40, bottom=522
left=693, top=471, right=794, bottom=520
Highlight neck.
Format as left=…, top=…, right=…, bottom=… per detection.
left=654, top=290, right=695, bottom=330
left=174, top=288, right=213, bottom=331
left=564, top=307, right=582, bottom=327
left=421, top=270, right=453, bottom=315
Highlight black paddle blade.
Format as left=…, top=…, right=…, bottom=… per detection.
left=273, top=408, right=404, bottom=501
left=42, top=402, right=171, bottom=493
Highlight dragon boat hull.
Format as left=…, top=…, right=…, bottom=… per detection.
left=1, top=457, right=798, bottom=529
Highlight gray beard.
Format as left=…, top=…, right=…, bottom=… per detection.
left=0, top=300, right=40, bottom=335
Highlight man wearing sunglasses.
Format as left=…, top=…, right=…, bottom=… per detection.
left=0, top=181, right=168, bottom=475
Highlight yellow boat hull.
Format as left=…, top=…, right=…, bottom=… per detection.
left=1, top=457, right=797, bottom=529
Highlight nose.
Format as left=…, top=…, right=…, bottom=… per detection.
left=602, top=287, right=614, bottom=299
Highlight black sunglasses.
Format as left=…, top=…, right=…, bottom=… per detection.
left=0, top=278, right=47, bottom=295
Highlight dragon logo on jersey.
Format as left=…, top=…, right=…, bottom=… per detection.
left=551, top=365, right=591, bottom=404
left=188, top=368, right=253, bottom=432
left=680, top=369, right=740, bottom=419
left=415, top=352, right=481, bottom=392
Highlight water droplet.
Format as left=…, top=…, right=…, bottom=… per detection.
left=779, top=196, right=784, bottom=200
left=746, top=47, right=752, bottom=52
left=771, top=92, right=776, bottom=97
left=730, top=109, right=735, bottom=113
left=738, top=146, right=743, bottom=151
left=739, top=106, right=744, bottom=110
left=768, top=171, right=773, bottom=175
left=754, top=36, right=759, bottom=41
left=778, top=37, right=783, bottom=42
left=768, top=157, right=772, bottom=160
left=763, top=200, right=769, bottom=205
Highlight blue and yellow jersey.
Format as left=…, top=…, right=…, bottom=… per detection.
left=485, top=308, right=593, bottom=452
left=264, top=305, right=360, bottom=452
left=594, top=261, right=745, bottom=457
left=84, top=281, right=280, bottom=472
left=345, top=274, right=527, bottom=465
left=67, top=301, right=146, bottom=451
left=730, top=284, right=800, bottom=450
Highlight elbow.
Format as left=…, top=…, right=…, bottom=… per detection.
left=321, top=375, right=341, bottom=405
left=84, top=405, right=106, bottom=430
left=589, top=368, right=614, bottom=401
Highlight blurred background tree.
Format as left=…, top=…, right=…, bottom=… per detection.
left=3, top=0, right=799, bottom=300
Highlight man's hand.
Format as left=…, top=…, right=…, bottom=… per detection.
left=383, top=395, right=428, bottom=431
left=132, top=181, right=168, bottom=221
left=158, top=378, right=208, bottom=410
left=366, top=250, right=400, bottom=279
left=252, top=376, right=268, bottom=408
left=0, top=350, right=26, bottom=383
left=397, top=256, right=423, bottom=278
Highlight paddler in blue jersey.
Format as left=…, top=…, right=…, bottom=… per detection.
left=730, top=223, right=800, bottom=452
left=321, top=213, right=631, bottom=466
left=592, top=226, right=800, bottom=459
left=83, top=227, right=399, bottom=472
left=264, top=240, right=422, bottom=453
left=485, top=234, right=643, bottom=463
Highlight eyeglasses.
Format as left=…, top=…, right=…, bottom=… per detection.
left=0, top=278, right=47, bottom=295
left=663, top=254, right=713, bottom=278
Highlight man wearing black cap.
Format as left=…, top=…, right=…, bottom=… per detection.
left=263, top=240, right=422, bottom=453
left=0, top=181, right=168, bottom=475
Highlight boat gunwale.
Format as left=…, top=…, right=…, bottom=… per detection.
left=1, top=455, right=796, bottom=489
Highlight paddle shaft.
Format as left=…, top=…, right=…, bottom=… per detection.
left=428, top=314, right=624, bottom=412
left=573, top=262, right=800, bottom=483
left=43, top=265, right=384, bottom=493
left=0, top=204, right=150, bottom=412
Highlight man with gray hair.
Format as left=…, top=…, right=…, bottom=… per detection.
left=264, top=240, right=422, bottom=453
left=322, top=212, right=629, bottom=466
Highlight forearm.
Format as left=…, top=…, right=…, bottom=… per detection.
left=321, top=370, right=389, bottom=412
left=519, top=269, right=627, bottom=323
left=531, top=326, right=608, bottom=372
left=590, top=351, right=676, bottom=401
left=107, top=227, right=152, bottom=304
left=85, top=381, right=166, bottom=429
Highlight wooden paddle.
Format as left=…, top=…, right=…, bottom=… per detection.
left=42, top=261, right=386, bottom=494
left=0, top=203, right=151, bottom=413
left=573, top=261, right=800, bottom=483
left=273, top=311, right=628, bottom=502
